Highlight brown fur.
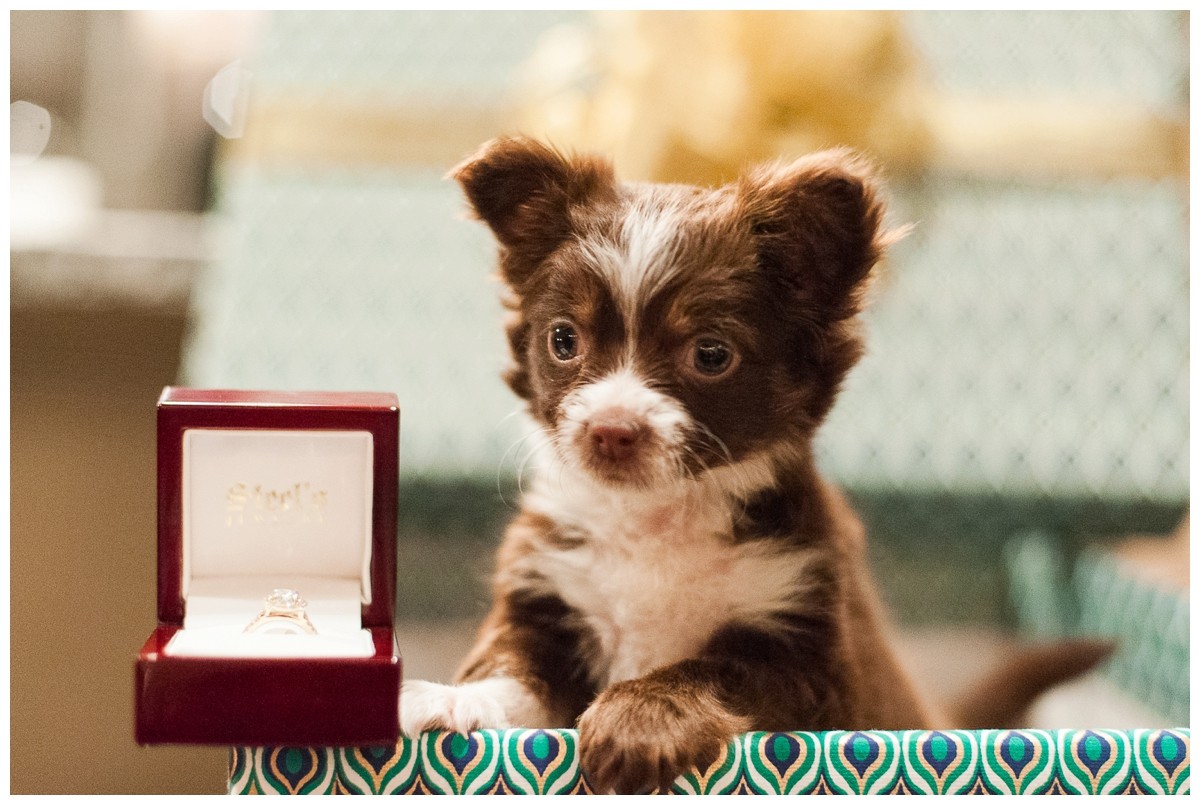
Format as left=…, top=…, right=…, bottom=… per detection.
left=436, top=136, right=1108, bottom=793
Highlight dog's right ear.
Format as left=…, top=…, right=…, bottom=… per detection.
left=450, top=136, right=616, bottom=285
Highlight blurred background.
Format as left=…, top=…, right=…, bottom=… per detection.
left=10, top=10, right=1189, bottom=794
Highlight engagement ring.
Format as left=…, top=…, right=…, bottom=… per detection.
left=243, top=588, right=317, bottom=635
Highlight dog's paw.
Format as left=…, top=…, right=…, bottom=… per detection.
left=399, top=679, right=512, bottom=737
left=577, top=680, right=749, bottom=794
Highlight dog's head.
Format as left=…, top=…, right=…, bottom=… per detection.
left=453, top=136, right=898, bottom=492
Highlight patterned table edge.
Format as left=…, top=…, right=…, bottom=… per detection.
left=229, top=727, right=1189, bottom=794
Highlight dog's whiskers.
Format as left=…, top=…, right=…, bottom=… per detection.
left=515, top=430, right=554, bottom=498
left=497, top=423, right=549, bottom=509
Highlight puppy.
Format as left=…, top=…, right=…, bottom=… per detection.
left=400, top=137, right=1108, bottom=793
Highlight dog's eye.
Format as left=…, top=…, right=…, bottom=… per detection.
left=693, top=337, right=735, bottom=376
left=549, top=323, right=581, bottom=361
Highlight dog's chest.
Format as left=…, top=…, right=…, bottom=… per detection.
left=531, top=496, right=808, bottom=688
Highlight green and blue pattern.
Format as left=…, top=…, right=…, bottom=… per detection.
left=903, top=729, right=979, bottom=794
left=979, top=729, right=1058, bottom=793
left=229, top=728, right=1189, bottom=794
left=742, top=730, right=821, bottom=793
left=230, top=746, right=338, bottom=795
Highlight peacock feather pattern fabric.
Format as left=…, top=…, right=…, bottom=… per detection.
left=229, top=728, right=1189, bottom=794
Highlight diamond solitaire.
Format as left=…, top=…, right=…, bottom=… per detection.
left=244, top=588, right=317, bottom=635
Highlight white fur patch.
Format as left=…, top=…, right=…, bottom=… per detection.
left=556, top=365, right=691, bottom=482
left=400, top=677, right=553, bottom=736
left=579, top=198, right=684, bottom=335
left=700, top=449, right=780, bottom=500
left=518, top=459, right=814, bottom=687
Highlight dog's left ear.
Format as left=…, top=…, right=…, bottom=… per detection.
left=738, top=149, right=903, bottom=321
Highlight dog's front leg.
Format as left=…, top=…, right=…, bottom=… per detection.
left=575, top=658, right=751, bottom=793
left=400, top=675, right=543, bottom=737
left=577, top=625, right=833, bottom=794
left=400, top=591, right=594, bottom=737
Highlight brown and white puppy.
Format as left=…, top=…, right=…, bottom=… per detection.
left=400, top=137, right=1107, bottom=794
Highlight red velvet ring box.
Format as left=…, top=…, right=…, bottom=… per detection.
left=135, top=388, right=401, bottom=746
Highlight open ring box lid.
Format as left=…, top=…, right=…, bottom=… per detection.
left=135, top=388, right=401, bottom=746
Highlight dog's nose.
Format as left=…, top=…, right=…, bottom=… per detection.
left=589, top=418, right=642, bottom=461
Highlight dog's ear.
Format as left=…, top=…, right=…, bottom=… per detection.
left=450, top=136, right=616, bottom=285
left=738, top=149, right=903, bottom=321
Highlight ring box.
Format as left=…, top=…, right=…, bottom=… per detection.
left=135, top=388, right=402, bottom=745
